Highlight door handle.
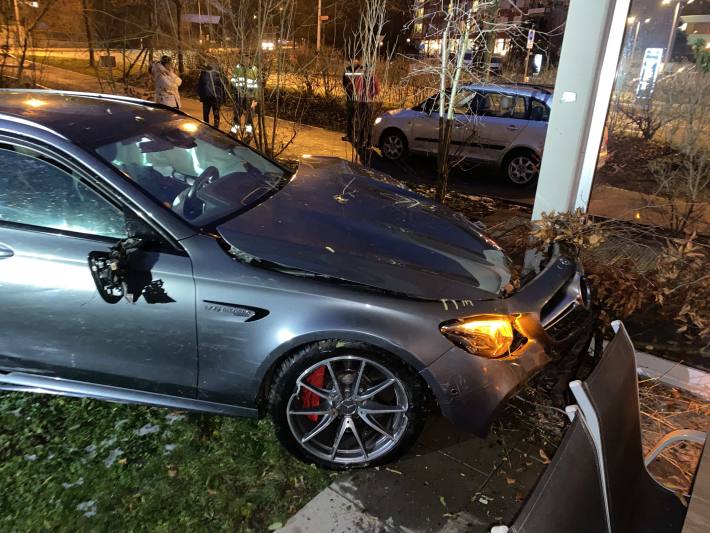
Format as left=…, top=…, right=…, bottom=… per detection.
left=506, top=125, right=519, bottom=132
left=0, top=243, right=14, bottom=259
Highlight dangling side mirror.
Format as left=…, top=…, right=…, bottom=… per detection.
left=88, top=209, right=163, bottom=304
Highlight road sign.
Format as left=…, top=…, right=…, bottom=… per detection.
left=320, top=15, right=329, bottom=21
left=99, top=55, right=116, bottom=69
left=527, top=29, right=536, bottom=50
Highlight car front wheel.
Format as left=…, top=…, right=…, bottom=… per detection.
left=504, top=150, right=540, bottom=186
left=379, top=130, right=408, bottom=161
left=268, top=341, right=427, bottom=469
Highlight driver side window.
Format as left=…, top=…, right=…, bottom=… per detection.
left=0, top=144, right=126, bottom=239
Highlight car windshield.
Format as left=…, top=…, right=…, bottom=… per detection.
left=93, top=115, right=289, bottom=226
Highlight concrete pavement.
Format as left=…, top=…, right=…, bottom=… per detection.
left=278, top=412, right=551, bottom=533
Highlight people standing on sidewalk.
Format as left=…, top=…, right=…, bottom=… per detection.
left=230, top=59, right=260, bottom=141
left=197, top=61, right=226, bottom=128
left=354, top=65, right=380, bottom=148
left=149, top=55, right=182, bottom=109
left=341, top=59, right=362, bottom=142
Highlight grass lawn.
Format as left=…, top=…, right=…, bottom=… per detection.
left=0, top=392, right=330, bottom=532
left=26, top=55, right=99, bottom=78
left=26, top=54, right=149, bottom=80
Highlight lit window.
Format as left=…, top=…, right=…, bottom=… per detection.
left=494, top=38, right=509, bottom=56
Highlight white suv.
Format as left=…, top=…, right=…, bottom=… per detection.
left=371, top=84, right=552, bottom=186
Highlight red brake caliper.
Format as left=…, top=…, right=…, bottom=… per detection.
left=302, top=366, right=326, bottom=422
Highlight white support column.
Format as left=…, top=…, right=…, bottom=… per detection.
left=532, top=0, right=631, bottom=220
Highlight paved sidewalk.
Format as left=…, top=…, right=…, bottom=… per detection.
left=279, top=414, right=549, bottom=533
left=6, top=60, right=353, bottom=163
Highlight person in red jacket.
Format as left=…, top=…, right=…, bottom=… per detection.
left=354, top=65, right=380, bottom=148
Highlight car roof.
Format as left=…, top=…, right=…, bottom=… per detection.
left=0, top=89, right=176, bottom=147
left=461, top=83, right=553, bottom=101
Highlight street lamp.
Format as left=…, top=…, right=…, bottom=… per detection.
left=661, top=0, right=683, bottom=71
left=316, top=0, right=322, bottom=51
left=630, top=17, right=651, bottom=62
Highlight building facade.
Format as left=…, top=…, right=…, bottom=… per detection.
left=411, top=0, right=570, bottom=63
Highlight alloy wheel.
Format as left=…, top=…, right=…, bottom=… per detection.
left=381, top=134, right=405, bottom=160
left=507, top=154, right=539, bottom=185
left=286, top=356, right=409, bottom=465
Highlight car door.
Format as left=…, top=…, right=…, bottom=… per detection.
left=410, top=89, right=479, bottom=158
left=474, top=91, right=530, bottom=162
left=0, top=137, right=198, bottom=397
left=409, top=94, right=441, bottom=154
left=449, top=89, right=481, bottom=160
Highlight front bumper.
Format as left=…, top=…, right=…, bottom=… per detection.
left=420, top=254, right=595, bottom=436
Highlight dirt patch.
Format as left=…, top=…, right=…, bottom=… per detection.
left=595, top=135, right=677, bottom=195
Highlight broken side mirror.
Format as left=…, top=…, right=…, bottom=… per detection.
left=88, top=209, right=163, bottom=304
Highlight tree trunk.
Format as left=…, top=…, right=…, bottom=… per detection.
left=15, top=34, right=29, bottom=81
left=81, top=0, right=95, bottom=67
left=436, top=116, right=453, bottom=202
left=174, top=0, right=184, bottom=74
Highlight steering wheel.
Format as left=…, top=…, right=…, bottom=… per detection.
left=176, top=166, right=220, bottom=220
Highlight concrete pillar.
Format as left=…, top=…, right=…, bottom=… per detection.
left=532, top=0, right=631, bottom=219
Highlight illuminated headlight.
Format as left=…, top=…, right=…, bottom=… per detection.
left=374, top=117, right=383, bottom=125
left=440, top=315, right=517, bottom=358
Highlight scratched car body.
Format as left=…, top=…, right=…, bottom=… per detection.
left=0, top=91, right=594, bottom=469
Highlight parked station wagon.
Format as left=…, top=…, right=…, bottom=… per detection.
left=372, top=83, right=553, bottom=186
left=0, top=90, right=593, bottom=469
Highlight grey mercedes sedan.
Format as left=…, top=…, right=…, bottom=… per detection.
left=0, top=91, right=594, bottom=469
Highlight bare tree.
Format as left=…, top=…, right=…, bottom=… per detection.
left=14, top=0, right=59, bottom=81
left=344, top=0, right=390, bottom=166
left=81, top=0, right=96, bottom=67
left=218, top=0, right=300, bottom=157
left=648, top=68, right=710, bottom=234
left=620, top=95, right=675, bottom=141
left=407, top=0, right=520, bottom=202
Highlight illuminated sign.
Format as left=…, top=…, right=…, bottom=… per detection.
left=636, top=47, right=663, bottom=97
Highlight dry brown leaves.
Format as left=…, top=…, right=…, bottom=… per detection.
left=639, top=380, right=710, bottom=494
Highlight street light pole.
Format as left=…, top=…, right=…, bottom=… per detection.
left=316, top=0, right=322, bottom=52
left=12, top=0, right=23, bottom=47
left=662, top=1, right=682, bottom=70
left=630, top=20, right=641, bottom=61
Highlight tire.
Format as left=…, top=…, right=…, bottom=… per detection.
left=379, top=129, right=408, bottom=161
left=268, top=340, right=428, bottom=470
left=503, top=149, right=540, bottom=186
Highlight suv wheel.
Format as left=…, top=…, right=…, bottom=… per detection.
left=380, top=130, right=408, bottom=161
left=504, top=150, right=540, bottom=186
left=268, top=341, right=427, bottom=469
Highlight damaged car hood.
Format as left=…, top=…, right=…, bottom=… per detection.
left=216, top=157, right=512, bottom=300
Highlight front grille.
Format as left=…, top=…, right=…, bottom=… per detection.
left=546, top=305, right=592, bottom=341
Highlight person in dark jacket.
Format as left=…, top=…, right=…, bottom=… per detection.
left=341, top=59, right=362, bottom=142
left=197, top=62, right=226, bottom=128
